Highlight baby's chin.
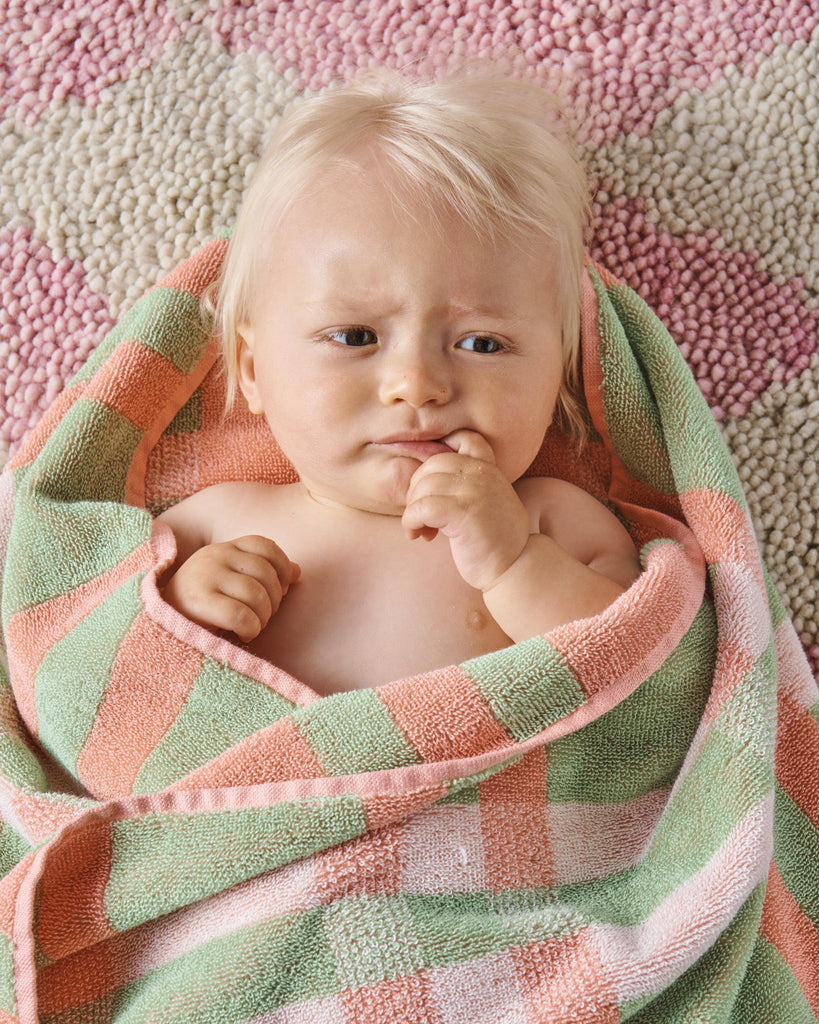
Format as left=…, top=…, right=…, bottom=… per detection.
left=298, top=456, right=426, bottom=517
left=378, top=456, right=422, bottom=512
left=327, top=463, right=416, bottom=517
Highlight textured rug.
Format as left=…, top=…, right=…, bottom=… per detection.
left=1, top=0, right=817, bottom=690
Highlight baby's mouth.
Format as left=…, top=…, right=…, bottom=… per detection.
left=374, top=435, right=454, bottom=460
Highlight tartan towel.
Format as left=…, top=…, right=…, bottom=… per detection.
left=0, top=240, right=816, bottom=1022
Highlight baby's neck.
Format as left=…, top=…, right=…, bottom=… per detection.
left=298, top=482, right=407, bottom=523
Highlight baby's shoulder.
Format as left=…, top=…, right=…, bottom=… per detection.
left=158, top=480, right=277, bottom=519
left=514, top=475, right=604, bottom=519
left=514, top=475, right=638, bottom=577
left=156, top=479, right=288, bottom=539
left=155, top=480, right=298, bottom=563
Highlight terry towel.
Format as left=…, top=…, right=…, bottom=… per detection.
left=0, top=240, right=816, bottom=1022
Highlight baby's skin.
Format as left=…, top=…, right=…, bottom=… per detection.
left=157, top=152, right=641, bottom=695
left=158, top=432, right=639, bottom=696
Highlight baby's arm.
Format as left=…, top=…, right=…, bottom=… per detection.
left=481, top=477, right=640, bottom=641
left=156, top=486, right=300, bottom=642
left=402, top=433, right=640, bottom=641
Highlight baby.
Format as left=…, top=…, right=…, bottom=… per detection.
left=157, top=71, right=641, bottom=696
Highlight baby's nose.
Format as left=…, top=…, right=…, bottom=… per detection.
left=378, top=351, right=452, bottom=407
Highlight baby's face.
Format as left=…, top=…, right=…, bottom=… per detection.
left=237, top=156, right=565, bottom=515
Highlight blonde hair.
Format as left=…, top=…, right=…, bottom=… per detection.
left=215, top=68, right=591, bottom=437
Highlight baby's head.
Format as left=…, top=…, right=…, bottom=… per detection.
left=216, top=69, right=591, bottom=439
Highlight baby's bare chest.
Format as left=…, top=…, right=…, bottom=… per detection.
left=221, top=506, right=511, bottom=695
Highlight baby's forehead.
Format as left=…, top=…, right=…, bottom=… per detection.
left=256, top=212, right=555, bottom=302
left=263, top=161, right=550, bottom=259
left=251, top=198, right=561, bottom=333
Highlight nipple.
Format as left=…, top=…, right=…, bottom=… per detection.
left=466, top=607, right=488, bottom=632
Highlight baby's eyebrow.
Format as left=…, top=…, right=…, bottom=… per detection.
left=457, top=308, right=526, bottom=324
left=444, top=305, right=533, bottom=329
left=425, top=297, right=536, bottom=322
left=296, top=298, right=343, bottom=308
left=295, top=296, right=530, bottom=327
left=295, top=295, right=376, bottom=312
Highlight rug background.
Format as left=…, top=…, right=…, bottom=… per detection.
left=1, top=0, right=816, bottom=677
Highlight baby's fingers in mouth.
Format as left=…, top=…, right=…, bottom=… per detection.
left=440, top=429, right=495, bottom=463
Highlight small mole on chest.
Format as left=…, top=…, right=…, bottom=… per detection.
left=466, top=606, right=489, bottom=631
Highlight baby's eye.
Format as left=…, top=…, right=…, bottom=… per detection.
left=327, top=327, right=378, bottom=347
left=457, top=334, right=504, bottom=354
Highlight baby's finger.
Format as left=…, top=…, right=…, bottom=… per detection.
left=222, top=553, right=292, bottom=621
left=191, top=591, right=266, bottom=643
left=228, top=535, right=301, bottom=589
left=220, top=569, right=281, bottom=628
left=402, top=494, right=460, bottom=541
left=440, top=429, right=496, bottom=463
left=406, top=466, right=466, bottom=501
left=405, top=524, right=439, bottom=542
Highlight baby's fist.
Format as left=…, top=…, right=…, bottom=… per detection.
left=162, top=535, right=300, bottom=642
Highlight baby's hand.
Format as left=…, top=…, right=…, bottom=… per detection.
left=402, top=430, right=530, bottom=592
left=161, top=535, right=300, bottom=643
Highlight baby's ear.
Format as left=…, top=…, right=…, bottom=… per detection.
left=236, top=326, right=264, bottom=415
